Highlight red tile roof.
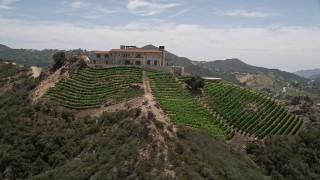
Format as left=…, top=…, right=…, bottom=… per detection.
left=94, top=51, right=109, bottom=54
left=110, top=48, right=161, bottom=53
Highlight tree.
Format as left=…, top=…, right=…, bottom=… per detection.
left=185, top=75, right=205, bottom=90
left=78, top=59, right=87, bottom=70
left=52, top=51, right=66, bottom=70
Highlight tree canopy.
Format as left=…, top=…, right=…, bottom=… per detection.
left=185, top=75, right=205, bottom=90
left=52, top=51, right=66, bottom=70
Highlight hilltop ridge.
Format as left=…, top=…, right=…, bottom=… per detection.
left=294, top=69, right=320, bottom=79
left=1, top=58, right=320, bottom=179
left=1, top=43, right=319, bottom=100
left=0, top=44, right=10, bottom=50
left=203, top=58, right=266, bottom=73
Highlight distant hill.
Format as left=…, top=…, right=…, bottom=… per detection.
left=0, top=44, right=89, bottom=67
left=294, top=69, right=320, bottom=78
left=202, top=58, right=305, bottom=81
left=142, top=46, right=308, bottom=86
left=142, top=44, right=220, bottom=78
left=309, top=74, right=320, bottom=85
left=1, top=43, right=218, bottom=78
left=142, top=44, right=193, bottom=67
left=194, top=58, right=308, bottom=87
left=294, top=69, right=320, bottom=79
left=202, top=58, right=267, bottom=73
left=0, top=44, right=10, bottom=50
left=0, top=44, right=56, bottom=67
left=309, top=74, right=320, bottom=80
left=192, top=58, right=320, bottom=100
left=0, top=43, right=316, bottom=91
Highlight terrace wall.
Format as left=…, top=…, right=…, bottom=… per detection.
left=87, top=64, right=173, bottom=73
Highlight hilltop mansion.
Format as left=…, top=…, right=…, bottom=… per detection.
left=92, top=45, right=166, bottom=66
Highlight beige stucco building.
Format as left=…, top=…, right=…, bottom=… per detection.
left=92, top=45, right=165, bottom=66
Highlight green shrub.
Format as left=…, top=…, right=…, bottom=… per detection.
left=185, top=75, right=205, bottom=90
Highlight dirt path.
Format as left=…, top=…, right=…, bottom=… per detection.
left=142, top=70, right=176, bottom=134
left=77, top=96, right=144, bottom=117
left=30, top=68, right=67, bottom=102
left=141, top=70, right=176, bottom=177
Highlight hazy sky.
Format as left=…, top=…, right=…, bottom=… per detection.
left=0, top=0, right=320, bottom=71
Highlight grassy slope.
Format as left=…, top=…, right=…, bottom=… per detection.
left=0, top=62, right=265, bottom=179
left=32, top=115, right=264, bottom=180
left=2, top=62, right=320, bottom=179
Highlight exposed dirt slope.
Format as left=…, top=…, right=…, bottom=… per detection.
left=141, top=70, right=176, bottom=177
left=30, top=68, right=65, bottom=102
left=30, top=66, right=42, bottom=78
left=30, top=57, right=81, bottom=102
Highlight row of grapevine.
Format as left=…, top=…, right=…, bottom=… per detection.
left=147, top=71, right=234, bottom=139
left=203, top=81, right=303, bottom=138
left=44, top=66, right=144, bottom=108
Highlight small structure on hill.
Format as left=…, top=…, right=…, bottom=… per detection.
left=203, top=77, right=222, bottom=81
left=164, top=59, right=173, bottom=66
left=71, top=53, right=90, bottom=63
left=172, top=66, right=184, bottom=75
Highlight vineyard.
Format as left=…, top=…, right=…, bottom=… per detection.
left=44, top=65, right=302, bottom=139
left=147, top=71, right=234, bottom=139
left=45, top=66, right=144, bottom=108
left=203, top=82, right=302, bottom=138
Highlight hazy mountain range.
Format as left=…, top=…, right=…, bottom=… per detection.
left=294, top=69, right=320, bottom=79
left=0, top=43, right=317, bottom=87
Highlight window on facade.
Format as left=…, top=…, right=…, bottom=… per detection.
left=104, top=54, right=109, bottom=58
left=135, top=61, right=141, bottom=65
left=146, top=55, right=152, bottom=60
left=147, top=60, right=151, bottom=65
left=96, top=54, right=101, bottom=58
left=136, top=54, right=142, bottom=58
left=154, top=60, right=158, bottom=66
